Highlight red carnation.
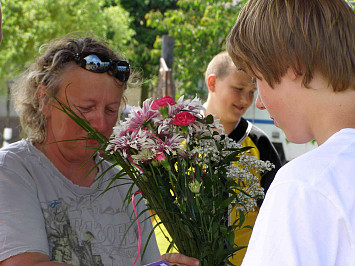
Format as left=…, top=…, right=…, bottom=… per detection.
left=173, top=111, right=196, bottom=126
left=151, top=96, right=176, bottom=110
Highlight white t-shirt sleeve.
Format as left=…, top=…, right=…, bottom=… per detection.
left=242, top=180, right=346, bottom=266
left=0, top=164, right=49, bottom=262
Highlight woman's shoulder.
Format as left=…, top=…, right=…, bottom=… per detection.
left=0, top=139, right=44, bottom=190
left=0, top=139, right=33, bottom=167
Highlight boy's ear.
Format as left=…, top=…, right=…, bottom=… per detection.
left=207, top=74, right=217, bottom=92
left=286, top=68, right=299, bottom=81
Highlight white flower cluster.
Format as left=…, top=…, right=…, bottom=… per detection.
left=191, top=134, right=273, bottom=212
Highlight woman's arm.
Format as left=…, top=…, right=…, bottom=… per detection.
left=1, top=252, right=72, bottom=266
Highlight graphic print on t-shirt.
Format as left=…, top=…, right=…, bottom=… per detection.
left=41, top=194, right=138, bottom=265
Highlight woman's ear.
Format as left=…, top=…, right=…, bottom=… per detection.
left=207, top=74, right=217, bottom=92
left=37, top=84, right=51, bottom=117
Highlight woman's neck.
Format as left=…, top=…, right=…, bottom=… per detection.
left=34, top=142, right=98, bottom=187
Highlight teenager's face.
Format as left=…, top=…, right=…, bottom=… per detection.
left=255, top=70, right=313, bottom=144
left=44, top=65, right=123, bottom=162
left=209, top=68, right=256, bottom=125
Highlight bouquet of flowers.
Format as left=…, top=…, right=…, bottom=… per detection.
left=57, top=95, right=273, bottom=265
left=104, top=96, right=273, bottom=265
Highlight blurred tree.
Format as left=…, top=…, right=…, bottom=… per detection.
left=147, top=0, right=246, bottom=99
left=120, top=0, right=177, bottom=104
left=0, top=0, right=134, bottom=94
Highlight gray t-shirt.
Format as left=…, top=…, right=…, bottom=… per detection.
left=0, top=139, right=160, bottom=265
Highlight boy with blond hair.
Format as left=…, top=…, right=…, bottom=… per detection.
left=204, top=51, right=281, bottom=265
left=226, top=0, right=355, bottom=265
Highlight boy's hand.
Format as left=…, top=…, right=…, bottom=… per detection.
left=160, top=253, right=199, bottom=266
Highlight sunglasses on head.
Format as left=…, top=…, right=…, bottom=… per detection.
left=74, top=53, right=130, bottom=82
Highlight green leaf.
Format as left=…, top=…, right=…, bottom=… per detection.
left=205, top=114, right=214, bottom=124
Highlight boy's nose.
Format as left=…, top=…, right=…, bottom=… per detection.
left=240, top=92, right=253, bottom=105
left=240, top=93, right=248, bottom=105
left=255, top=93, right=266, bottom=110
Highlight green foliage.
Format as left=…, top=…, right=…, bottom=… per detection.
left=120, top=0, right=177, bottom=103
left=0, top=0, right=134, bottom=93
left=147, top=0, right=247, bottom=99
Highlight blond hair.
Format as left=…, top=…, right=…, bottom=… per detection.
left=227, top=0, right=355, bottom=91
left=205, top=51, right=240, bottom=83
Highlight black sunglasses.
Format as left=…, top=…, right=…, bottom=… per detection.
left=74, top=53, right=130, bottom=82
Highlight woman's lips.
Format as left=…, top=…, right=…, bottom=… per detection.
left=80, top=137, right=98, bottom=145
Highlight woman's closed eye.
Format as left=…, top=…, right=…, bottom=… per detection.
left=77, top=106, right=93, bottom=113
left=105, top=107, right=118, bottom=115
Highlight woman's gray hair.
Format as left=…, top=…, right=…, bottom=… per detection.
left=11, top=35, right=137, bottom=144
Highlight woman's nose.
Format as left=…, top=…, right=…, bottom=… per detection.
left=89, top=111, right=108, bottom=133
left=255, top=93, right=266, bottom=110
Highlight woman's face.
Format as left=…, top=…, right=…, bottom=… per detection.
left=44, top=65, right=124, bottom=162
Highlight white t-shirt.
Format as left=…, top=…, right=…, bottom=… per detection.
left=0, top=139, right=160, bottom=265
left=242, top=128, right=355, bottom=266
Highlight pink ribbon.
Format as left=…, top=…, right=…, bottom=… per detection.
left=132, top=190, right=143, bottom=265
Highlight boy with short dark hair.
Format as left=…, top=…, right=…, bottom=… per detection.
left=226, top=0, right=355, bottom=264
left=204, top=51, right=282, bottom=265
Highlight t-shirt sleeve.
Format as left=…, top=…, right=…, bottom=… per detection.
left=0, top=162, right=49, bottom=262
left=242, top=179, right=345, bottom=266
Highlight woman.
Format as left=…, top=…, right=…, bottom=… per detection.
left=0, top=36, right=199, bottom=266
